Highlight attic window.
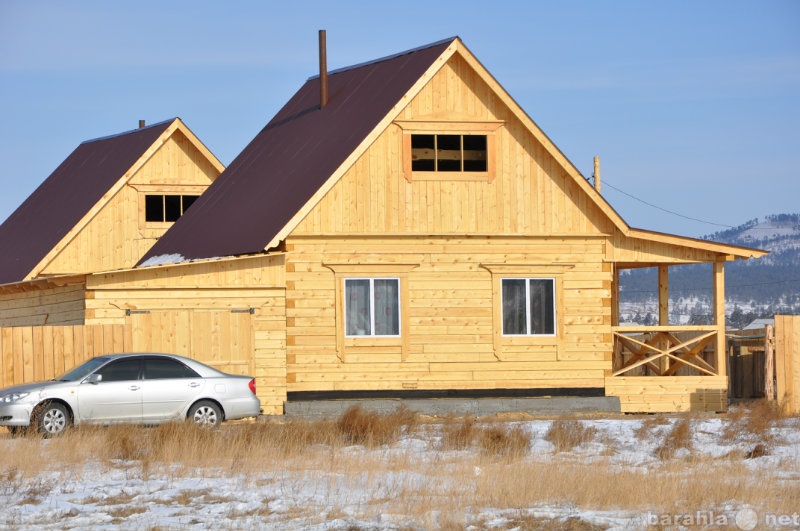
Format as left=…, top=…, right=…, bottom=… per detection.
left=145, top=194, right=200, bottom=223
left=396, top=120, right=502, bottom=182
left=411, top=134, right=487, bottom=172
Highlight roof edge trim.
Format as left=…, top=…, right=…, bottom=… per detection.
left=306, top=36, right=458, bottom=80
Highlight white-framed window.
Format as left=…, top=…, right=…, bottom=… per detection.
left=344, top=278, right=400, bottom=337
left=501, top=278, right=556, bottom=336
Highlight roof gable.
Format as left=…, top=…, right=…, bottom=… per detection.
left=0, top=118, right=221, bottom=285
left=140, top=38, right=764, bottom=265
left=140, top=38, right=455, bottom=264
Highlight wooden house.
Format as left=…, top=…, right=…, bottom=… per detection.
left=0, top=38, right=766, bottom=414
left=0, top=118, right=223, bottom=326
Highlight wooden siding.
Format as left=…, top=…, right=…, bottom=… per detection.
left=605, top=375, right=728, bottom=413
left=284, top=236, right=612, bottom=394
left=292, top=53, right=613, bottom=238
left=0, top=315, right=286, bottom=415
left=39, top=130, right=219, bottom=276
left=0, top=324, right=130, bottom=387
left=83, top=255, right=287, bottom=414
left=0, top=283, right=86, bottom=327
left=775, top=315, right=800, bottom=414
left=609, top=232, right=724, bottom=265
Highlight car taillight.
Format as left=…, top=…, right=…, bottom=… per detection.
left=248, top=378, right=257, bottom=395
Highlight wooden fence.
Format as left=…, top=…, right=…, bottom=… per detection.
left=775, top=315, right=800, bottom=414
left=0, top=324, right=131, bottom=388
left=0, top=313, right=253, bottom=389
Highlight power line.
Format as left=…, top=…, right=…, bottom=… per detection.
left=600, top=179, right=735, bottom=229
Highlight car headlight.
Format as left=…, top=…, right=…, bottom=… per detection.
left=0, top=392, right=30, bottom=403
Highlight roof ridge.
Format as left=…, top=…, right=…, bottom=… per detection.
left=307, top=36, right=458, bottom=81
left=80, top=117, right=177, bottom=145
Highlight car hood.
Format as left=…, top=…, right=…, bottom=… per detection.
left=0, top=380, right=75, bottom=396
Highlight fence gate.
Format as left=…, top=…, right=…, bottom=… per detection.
left=129, top=309, right=254, bottom=376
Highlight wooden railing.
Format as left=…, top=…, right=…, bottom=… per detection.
left=611, top=326, right=721, bottom=377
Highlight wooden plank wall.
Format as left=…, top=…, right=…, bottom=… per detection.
left=605, top=375, right=728, bottom=413
left=775, top=315, right=800, bottom=414
left=284, top=236, right=611, bottom=394
left=0, top=324, right=131, bottom=387
left=0, top=284, right=86, bottom=327
left=293, top=53, right=613, bottom=239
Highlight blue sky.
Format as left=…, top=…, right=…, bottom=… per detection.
left=1, top=1, right=798, bottom=238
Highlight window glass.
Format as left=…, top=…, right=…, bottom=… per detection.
left=374, top=279, right=400, bottom=335
left=410, top=134, right=488, bottom=173
left=95, top=358, right=141, bottom=382
left=345, top=278, right=400, bottom=337
left=463, top=135, right=487, bottom=171
left=145, top=194, right=200, bottom=223
left=345, top=279, right=372, bottom=336
left=182, top=195, right=200, bottom=212
left=411, top=134, right=435, bottom=171
left=436, top=135, right=461, bottom=172
left=144, top=358, right=200, bottom=379
left=530, top=279, right=555, bottom=335
left=502, top=278, right=556, bottom=336
left=502, top=279, right=527, bottom=335
left=145, top=195, right=164, bottom=222
left=164, top=195, right=182, bottom=222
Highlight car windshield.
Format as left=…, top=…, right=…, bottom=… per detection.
left=57, top=357, right=112, bottom=382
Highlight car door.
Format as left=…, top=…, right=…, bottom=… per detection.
left=77, top=358, right=143, bottom=423
left=140, top=356, right=207, bottom=422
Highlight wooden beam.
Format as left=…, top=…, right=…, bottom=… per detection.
left=658, top=265, right=670, bottom=373
left=713, top=262, right=726, bottom=378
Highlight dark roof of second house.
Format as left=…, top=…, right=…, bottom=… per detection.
left=140, top=38, right=455, bottom=264
left=0, top=119, right=174, bottom=285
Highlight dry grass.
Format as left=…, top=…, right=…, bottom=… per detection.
left=722, top=399, right=784, bottom=448
left=1, top=405, right=798, bottom=527
left=476, top=423, right=531, bottom=458
left=439, top=414, right=477, bottom=450
left=438, top=416, right=531, bottom=457
left=335, top=404, right=417, bottom=446
left=545, top=418, right=597, bottom=452
left=654, top=418, right=692, bottom=460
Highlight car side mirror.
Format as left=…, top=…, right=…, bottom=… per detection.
left=84, top=373, right=103, bottom=385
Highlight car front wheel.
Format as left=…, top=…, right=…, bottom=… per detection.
left=188, top=401, right=222, bottom=428
left=35, top=402, right=70, bottom=437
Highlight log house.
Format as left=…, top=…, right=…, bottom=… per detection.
left=0, top=38, right=766, bottom=413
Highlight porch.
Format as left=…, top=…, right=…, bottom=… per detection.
left=605, top=261, right=729, bottom=412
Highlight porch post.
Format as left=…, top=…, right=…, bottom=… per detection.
left=611, top=264, right=619, bottom=327
left=658, top=266, right=669, bottom=325
left=713, top=261, right=726, bottom=376
left=658, top=265, right=669, bottom=374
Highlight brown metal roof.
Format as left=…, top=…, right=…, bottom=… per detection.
left=0, top=119, right=174, bottom=285
left=140, top=38, right=455, bottom=264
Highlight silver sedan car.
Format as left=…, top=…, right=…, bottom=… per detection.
left=0, top=353, right=261, bottom=436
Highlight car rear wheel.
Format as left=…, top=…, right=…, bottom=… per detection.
left=188, top=401, right=222, bottom=428
left=35, top=402, right=70, bottom=437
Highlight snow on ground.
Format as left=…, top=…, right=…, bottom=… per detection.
left=1, top=412, right=799, bottom=530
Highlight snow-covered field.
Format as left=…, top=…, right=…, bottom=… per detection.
left=1, top=409, right=799, bottom=530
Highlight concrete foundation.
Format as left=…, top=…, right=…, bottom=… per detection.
left=284, top=396, right=621, bottom=418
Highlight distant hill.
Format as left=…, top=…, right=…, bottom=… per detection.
left=619, top=214, right=800, bottom=327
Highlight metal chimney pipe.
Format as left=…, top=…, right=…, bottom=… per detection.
left=138, top=120, right=146, bottom=129
left=319, top=30, right=328, bottom=109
